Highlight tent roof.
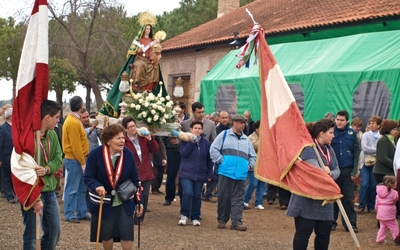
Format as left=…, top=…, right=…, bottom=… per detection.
left=202, top=29, right=400, bottom=81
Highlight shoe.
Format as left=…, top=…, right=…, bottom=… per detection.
left=368, top=209, right=375, bottom=213
left=146, top=208, right=150, bottom=212
left=376, top=240, right=387, bottom=245
left=178, top=215, right=187, bottom=226
left=213, top=192, right=218, bottom=197
left=8, top=198, right=18, bottom=204
left=345, top=226, right=359, bottom=233
left=280, top=205, right=287, bottom=210
left=331, top=224, right=336, bottom=231
left=394, top=241, right=400, bottom=246
left=243, top=203, right=251, bottom=210
left=230, top=224, right=247, bottom=231
left=267, top=199, right=274, bottom=205
left=218, top=222, right=227, bottom=229
left=78, top=216, right=91, bottom=221
left=163, top=200, right=171, bottom=206
left=66, top=218, right=80, bottom=223
left=0, top=193, right=5, bottom=198
left=255, top=205, right=265, bottom=210
left=192, top=220, right=201, bottom=226
left=356, top=207, right=364, bottom=214
left=204, top=198, right=217, bottom=203
left=157, top=190, right=163, bottom=194
left=151, top=190, right=158, bottom=195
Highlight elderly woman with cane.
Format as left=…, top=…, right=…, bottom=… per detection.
left=84, top=124, right=143, bottom=250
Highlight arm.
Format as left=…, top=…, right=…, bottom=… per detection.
left=361, top=133, right=377, bottom=155
left=376, top=138, right=394, bottom=169
left=209, top=133, right=224, bottom=164
left=69, top=123, right=88, bottom=166
left=0, top=127, right=4, bottom=163
left=329, top=149, right=340, bottom=180
left=83, top=151, right=104, bottom=192
left=206, top=143, right=214, bottom=180
left=247, top=141, right=257, bottom=168
left=46, top=131, right=63, bottom=174
left=248, top=134, right=259, bottom=152
left=394, top=142, right=400, bottom=174
left=179, top=140, right=195, bottom=159
left=351, top=134, right=360, bottom=177
left=145, top=136, right=159, bottom=153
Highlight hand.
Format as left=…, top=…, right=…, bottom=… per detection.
left=145, top=134, right=152, bottom=141
left=161, top=160, right=167, bottom=166
left=136, top=204, right=144, bottom=217
left=207, top=178, right=211, bottom=181
left=35, top=166, right=46, bottom=177
left=350, top=175, right=356, bottom=181
left=81, top=164, right=86, bottom=173
left=33, top=201, right=43, bottom=216
left=322, top=166, right=331, bottom=176
left=0, top=161, right=2, bottom=167
left=95, top=186, right=106, bottom=197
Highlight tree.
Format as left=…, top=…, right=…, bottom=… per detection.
left=0, top=17, right=26, bottom=101
left=49, top=57, right=77, bottom=118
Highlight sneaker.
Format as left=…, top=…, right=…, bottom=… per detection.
left=230, top=224, right=247, bottom=231
left=218, top=222, right=227, bottom=229
left=376, top=240, right=387, bottom=245
left=192, top=220, right=201, bottom=226
left=255, top=205, right=265, bottom=210
left=243, top=203, right=251, bottom=210
left=178, top=215, right=187, bottom=226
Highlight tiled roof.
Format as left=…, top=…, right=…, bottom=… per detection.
left=162, top=0, right=400, bottom=51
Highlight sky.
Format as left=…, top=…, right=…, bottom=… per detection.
left=0, top=0, right=182, bottom=102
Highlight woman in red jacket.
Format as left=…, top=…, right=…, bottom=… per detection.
left=122, top=116, right=159, bottom=223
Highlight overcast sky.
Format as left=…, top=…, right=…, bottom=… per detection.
left=0, top=0, right=182, bottom=101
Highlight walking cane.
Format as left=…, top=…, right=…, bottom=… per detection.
left=95, top=195, right=104, bottom=250
left=137, top=181, right=142, bottom=249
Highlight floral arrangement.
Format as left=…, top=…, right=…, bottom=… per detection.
left=125, top=84, right=176, bottom=129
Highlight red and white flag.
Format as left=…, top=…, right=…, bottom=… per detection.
left=11, top=0, right=49, bottom=210
left=254, top=29, right=341, bottom=200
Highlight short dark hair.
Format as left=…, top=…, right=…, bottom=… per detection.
left=336, top=110, right=349, bottom=121
left=121, top=116, right=136, bottom=129
left=191, top=102, right=204, bottom=112
left=100, top=124, right=125, bottom=145
left=81, top=109, right=88, bottom=114
left=70, top=96, right=83, bottom=112
left=253, top=120, right=260, bottom=130
left=306, top=119, right=335, bottom=139
left=41, top=100, right=61, bottom=120
left=89, top=111, right=97, bottom=118
left=179, top=101, right=186, bottom=111
left=190, top=121, right=203, bottom=129
left=380, top=119, right=398, bottom=135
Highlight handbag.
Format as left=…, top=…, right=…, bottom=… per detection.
left=117, top=179, right=138, bottom=201
left=364, top=155, right=376, bottom=167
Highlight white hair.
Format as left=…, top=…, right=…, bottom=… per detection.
left=4, top=108, right=12, bottom=119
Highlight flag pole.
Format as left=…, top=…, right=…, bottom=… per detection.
left=35, top=131, right=42, bottom=250
left=336, top=199, right=361, bottom=249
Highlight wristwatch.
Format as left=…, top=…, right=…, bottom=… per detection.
left=45, top=168, right=50, bottom=175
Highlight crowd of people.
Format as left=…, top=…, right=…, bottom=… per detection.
left=2, top=97, right=400, bottom=249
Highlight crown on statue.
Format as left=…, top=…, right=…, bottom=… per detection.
left=138, top=11, right=157, bottom=27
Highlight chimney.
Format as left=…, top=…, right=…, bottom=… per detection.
left=217, top=0, right=240, bottom=18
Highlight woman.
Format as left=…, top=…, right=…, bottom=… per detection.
left=244, top=120, right=267, bottom=210
left=129, top=24, right=161, bottom=92
left=372, top=119, right=398, bottom=184
left=287, top=119, right=340, bottom=250
left=357, top=116, right=382, bottom=213
left=83, top=124, right=143, bottom=250
left=178, top=121, right=213, bottom=226
left=122, top=116, right=159, bottom=223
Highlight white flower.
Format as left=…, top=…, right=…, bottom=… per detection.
left=144, top=102, right=149, bottom=107
left=160, top=108, right=165, bottom=113
left=147, top=117, right=152, bottom=123
left=161, top=118, right=166, bottom=124
left=164, top=114, right=169, bottom=119
left=156, top=101, right=162, bottom=105
left=166, top=102, right=172, bottom=108
left=135, top=105, right=141, bottom=110
left=160, top=97, right=165, bottom=102
left=139, top=99, right=144, bottom=104
left=142, top=111, right=147, bottom=117
left=153, top=115, right=159, bottom=121
left=166, top=95, right=170, bottom=101
left=130, top=103, right=135, bottom=108
left=172, top=110, right=176, bottom=115
left=136, top=93, right=142, bottom=99
left=151, top=110, right=156, bottom=115
left=169, top=101, right=174, bottom=106
left=158, top=106, right=163, bottom=111
left=152, top=104, right=157, bottom=109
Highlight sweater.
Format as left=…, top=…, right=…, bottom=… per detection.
left=373, top=135, right=396, bottom=176
left=124, top=134, right=159, bottom=181
left=83, top=147, right=140, bottom=219
left=62, top=114, right=89, bottom=165
left=40, top=130, right=63, bottom=192
left=179, top=134, right=214, bottom=181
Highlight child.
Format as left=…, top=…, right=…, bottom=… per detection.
left=375, top=175, right=399, bottom=244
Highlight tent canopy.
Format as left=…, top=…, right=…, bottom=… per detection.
left=199, top=29, right=400, bottom=123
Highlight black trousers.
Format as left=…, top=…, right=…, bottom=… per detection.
left=151, top=164, right=164, bottom=192
left=164, top=151, right=181, bottom=202
left=293, top=216, right=332, bottom=250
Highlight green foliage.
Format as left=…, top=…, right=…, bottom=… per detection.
left=49, top=57, right=77, bottom=95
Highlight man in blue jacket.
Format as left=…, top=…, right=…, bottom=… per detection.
left=210, top=114, right=256, bottom=231
left=331, top=110, right=360, bottom=233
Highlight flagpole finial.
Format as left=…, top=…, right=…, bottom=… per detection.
left=245, top=8, right=257, bottom=24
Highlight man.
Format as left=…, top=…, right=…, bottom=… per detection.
left=331, top=110, right=360, bottom=233
left=176, top=101, right=189, bottom=123
left=324, top=112, right=335, bottom=121
left=181, top=102, right=217, bottom=203
left=80, top=109, right=100, bottom=151
left=210, top=114, right=257, bottom=231
left=18, top=100, right=63, bottom=249
left=0, top=103, right=12, bottom=197
left=243, top=110, right=254, bottom=136
left=62, top=96, right=90, bottom=223
left=0, top=107, right=17, bottom=203
left=216, top=111, right=231, bottom=135
left=210, top=111, right=220, bottom=126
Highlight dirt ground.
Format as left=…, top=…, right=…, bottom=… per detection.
left=1, top=180, right=399, bottom=250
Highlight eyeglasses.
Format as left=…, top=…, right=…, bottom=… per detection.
left=127, top=125, right=136, bottom=129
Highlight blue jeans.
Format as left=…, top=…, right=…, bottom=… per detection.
left=21, top=191, right=61, bottom=250
left=244, top=171, right=267, bottom=206
left=358, top=166, right=376, bottom=210
left=180, top=179, right=203, bottom=220
left=64, top=159, right=87, bottom=220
